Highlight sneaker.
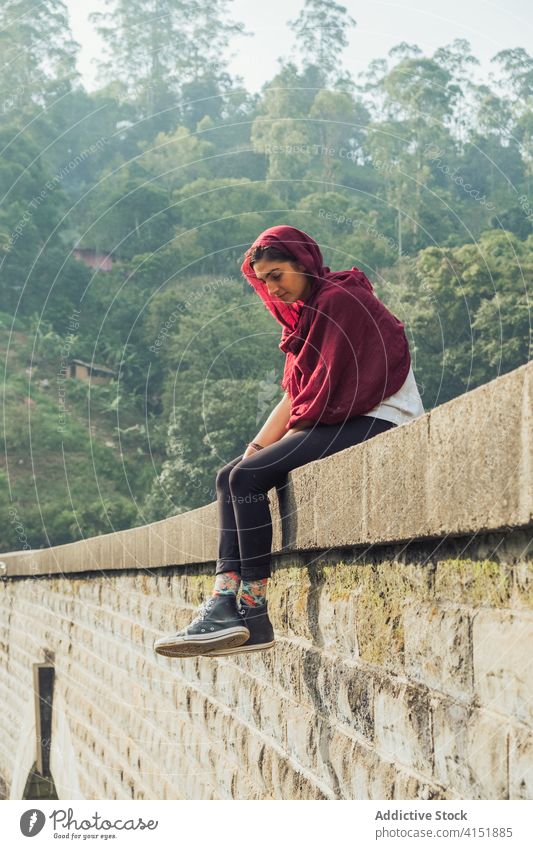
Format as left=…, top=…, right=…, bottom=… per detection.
left=153, top=594, right=250, bottom=658
left=204, top=600, right=275, bottom=656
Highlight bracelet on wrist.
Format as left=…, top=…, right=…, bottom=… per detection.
left=248, top=441, right=264, bottom=451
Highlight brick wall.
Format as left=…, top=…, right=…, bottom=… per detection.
left=0, top=529, right=531, bottom=800
left=0, top=361, right=531, bottom=799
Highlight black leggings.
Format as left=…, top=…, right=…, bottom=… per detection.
left=215, top=415, right=397, bottom=581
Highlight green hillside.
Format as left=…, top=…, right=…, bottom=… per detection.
left=0, top=317, right=163, bottom=551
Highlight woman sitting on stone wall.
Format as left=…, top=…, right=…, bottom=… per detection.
left=154, top=225, right=424, bottom=659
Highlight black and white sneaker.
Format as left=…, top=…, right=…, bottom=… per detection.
left=153, top=594, right=250, bottom=658
left=204, top=600, right=275, bottom=656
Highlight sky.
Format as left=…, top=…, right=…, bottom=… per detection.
left=65, top=0, right=533, bottom=93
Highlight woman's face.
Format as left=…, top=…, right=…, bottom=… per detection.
left=252, top=258, right=313, bottom=304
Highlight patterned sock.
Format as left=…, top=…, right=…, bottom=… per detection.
left=240, top=577, right=268, bottom=607
left=212, top=571, right=241, bottom=597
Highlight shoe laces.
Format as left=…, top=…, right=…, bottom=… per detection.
left=189, top=596, right=216, bottom=626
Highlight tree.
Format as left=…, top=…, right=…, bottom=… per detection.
left=81, top=160, right=177, bottom=260
left=362, top=51, right=459, bottom=253
left=144, top=377, right=284, bottom=518
left=178, top=1, right=250, bottom=86
left=138, top=125, right=215, bottom=196
left=0, top=121, right=91, bottom=321
left=491, top=47, right=533, bottom=107
left=0, top=0, right=80, bottom=112
left=170, top=176, right=286, bottom=270
left=403, top=229, right=532, bottom=407
left=287, top=0, right=356, bottom=87
left=432, top=39, right=481, bottom=148
left=91, top=0, right=187, bottom=112
left=90, top=0, right=248, bottom=122
left=490, top=48, right=533, bottom=184
left=250, top=64, right=320, bottom=198
left=307, top=89, right=368, bottom=187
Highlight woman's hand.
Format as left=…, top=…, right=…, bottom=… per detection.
left=282, top=418, right=314, bottom=438
left=244, top=417, right=314, bottom=455
left=242, top=443, right=262, bottom=459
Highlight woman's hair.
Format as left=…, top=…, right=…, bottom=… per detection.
left=241, top=244, right=298, bottom=268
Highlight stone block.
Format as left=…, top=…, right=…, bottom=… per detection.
left=392, top=768, right=449, bottom=800
left=121, top=526, right=150, bottom=569
left=313, top=446, right=367, bottom=548
left=285, top=567, right=315, bottom=642
left=196, top=503, right=218, bottom=563
left=473, top=609, right=533, bottom=724
left=328, top=730, right=396, bottom=799
left=432, top=699, right=509, bottom=798
left=374, top=676, right=433, bottom=774
left=427, top=362, right=530, bottom=534
left=365, top=415, right=430, bottom=541
left=98, top=531, right=125, bottom=571
left=162, top=513, right=196, bottom=566
left=294, top=646, right=375, bottom=741
left=286, top=704, right=321, bottom=773
left=404, top=603, right=473, bottom=699
left=435, top=557, right=512, bottom=606
left=319, top=564, right=360, bottom=658
left=353, top=562, right=413, bottom=672
left=148, top=520, right=167, bottom=568
left=271, top=640, right=301, bottom=702
left=272, top=461, right=318, bottom=553
left=251, top=689, right=288, bottom=750
left=336, top=663, right=375, bottom=741
left=258, top=745, right=301, bottom=799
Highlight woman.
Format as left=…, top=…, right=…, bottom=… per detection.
left=154, top=225, right=424, bottom=659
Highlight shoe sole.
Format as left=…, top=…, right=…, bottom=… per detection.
left=204, top=639, right=276, bottom=657
left=154, top=626, right=250, bottom=658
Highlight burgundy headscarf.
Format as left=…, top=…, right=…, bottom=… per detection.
left=241, top=225, right=411, bottom=430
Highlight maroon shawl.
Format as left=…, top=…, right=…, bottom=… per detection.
left=241, top=225, right=411, bottom=430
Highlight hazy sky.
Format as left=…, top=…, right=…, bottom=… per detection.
left=65, top=0, right=533, bottom=93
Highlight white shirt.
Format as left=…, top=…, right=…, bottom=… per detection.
left=362, top=364, right=425, bottom=427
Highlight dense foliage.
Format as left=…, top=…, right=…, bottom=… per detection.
left=1, top=1, right=531, bottom=549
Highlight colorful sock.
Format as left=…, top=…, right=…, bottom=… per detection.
left=240, top=577, right=268, bottom=607
left=212, top=571, right=241, bottom=597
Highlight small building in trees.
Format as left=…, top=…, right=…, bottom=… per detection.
left=69, top=359, right=117, bottom=384
left=72, top=247, right=115, bottom=271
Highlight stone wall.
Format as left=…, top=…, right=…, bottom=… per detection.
left=0, top=361, right=531, bottom=799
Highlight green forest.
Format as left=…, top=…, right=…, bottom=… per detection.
left=0, top=0, right=531, bottom=552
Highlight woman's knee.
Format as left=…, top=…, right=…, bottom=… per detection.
left=228, top=463, right=276, bottom=504
left=228, top=460, right=263, bottom=494
left=216, top=458, right=241, bottom=492
left=227, top=462, right=246, bottom=492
